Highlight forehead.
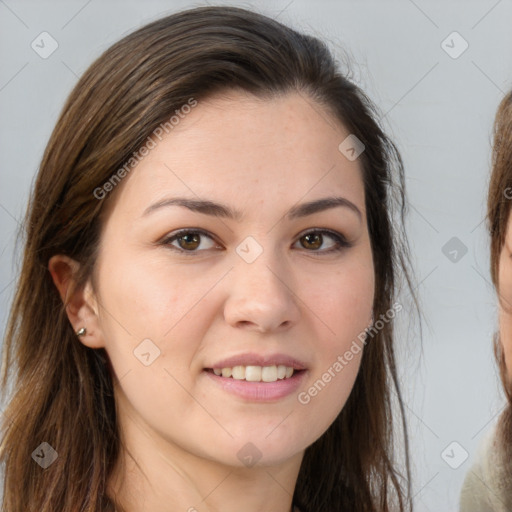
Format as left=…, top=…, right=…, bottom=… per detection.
left=103, top=90, right=366, bottom=220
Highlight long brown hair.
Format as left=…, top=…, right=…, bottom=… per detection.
left=487, top=89, right=512, bottom=468
left=0, top=6, right=416, bottom=511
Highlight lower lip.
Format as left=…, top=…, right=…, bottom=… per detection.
left=203, top=369, right=307, bottom=402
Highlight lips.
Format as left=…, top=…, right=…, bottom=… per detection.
left=202, top=353, right=309, bottom=399
left=203, top=364, right=307, bottom=401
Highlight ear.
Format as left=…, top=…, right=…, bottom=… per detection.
left=48, top=254, right=105, bottom=349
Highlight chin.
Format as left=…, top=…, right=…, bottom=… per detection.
left=205, top=435, right=304, bottom=469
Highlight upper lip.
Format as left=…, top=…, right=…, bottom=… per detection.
left=207, top=353, right=308, bottom=371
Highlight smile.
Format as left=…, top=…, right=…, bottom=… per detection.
left=207, top=365, right=296, bottom=382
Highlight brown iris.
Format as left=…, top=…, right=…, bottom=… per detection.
left=177, top=233, right=201, bottom=250
left=300, top=232, right=323, bottom=250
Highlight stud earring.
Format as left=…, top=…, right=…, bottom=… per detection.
left=76, top=327, right=86, bottom=337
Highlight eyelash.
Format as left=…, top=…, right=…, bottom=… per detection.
left=160, top=228, right=352, bottom=256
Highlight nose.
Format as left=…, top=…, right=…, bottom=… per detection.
left=223, top=250, right=301, bottom=333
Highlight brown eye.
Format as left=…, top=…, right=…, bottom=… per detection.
left=296, top=230, right=351, bottom=253
left=162, top=229, right=219, bottom=254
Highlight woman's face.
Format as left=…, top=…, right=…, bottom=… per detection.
left=81, top=90, right=374, bottom=467
left=498, top=212, right=512, bottom=381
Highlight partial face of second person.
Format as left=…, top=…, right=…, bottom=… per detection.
left=54, top=90, right=375, bottom=480
left=498, top=213, right=512, bottom=383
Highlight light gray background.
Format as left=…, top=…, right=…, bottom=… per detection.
left=1, top=1, right=511, bottom=510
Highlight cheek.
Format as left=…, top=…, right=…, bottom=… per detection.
left=298, top=253, right=373, bottom=415
left=95, top=254, right=213, bottom=427
left=95, top=252, right=221, bottom=389
left=499, top=257, right=512, bottom=310
left=305, top=255, right=374, bottom=345
left=98, top=249, right=216, bottom=338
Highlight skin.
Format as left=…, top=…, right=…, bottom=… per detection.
left=498, top=212, right=512, bottom=382
left=49, top=90, right=375, bottom=512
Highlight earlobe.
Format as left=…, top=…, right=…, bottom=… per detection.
left=48, top=254, right=105, bottom=349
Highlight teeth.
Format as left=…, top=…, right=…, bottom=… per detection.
left=261, top=366, right=276, bottom=382
left=232, top=366, right=245, bottom=380
left=245, top=366, right=262, bottom=382
left=211, top=364, right=296, bottom=382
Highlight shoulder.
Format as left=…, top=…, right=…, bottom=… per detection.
left=459, top=424, right=512, bottom=512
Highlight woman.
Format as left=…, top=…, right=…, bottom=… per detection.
left=0, top=6, right=416, bottom=511
left=459, top=91, right=512, bottom=511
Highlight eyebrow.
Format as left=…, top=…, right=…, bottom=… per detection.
left=142, top=196, right=362, bottom=221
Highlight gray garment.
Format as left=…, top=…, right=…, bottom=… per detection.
left=459, top=424, right=512, bottom=512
